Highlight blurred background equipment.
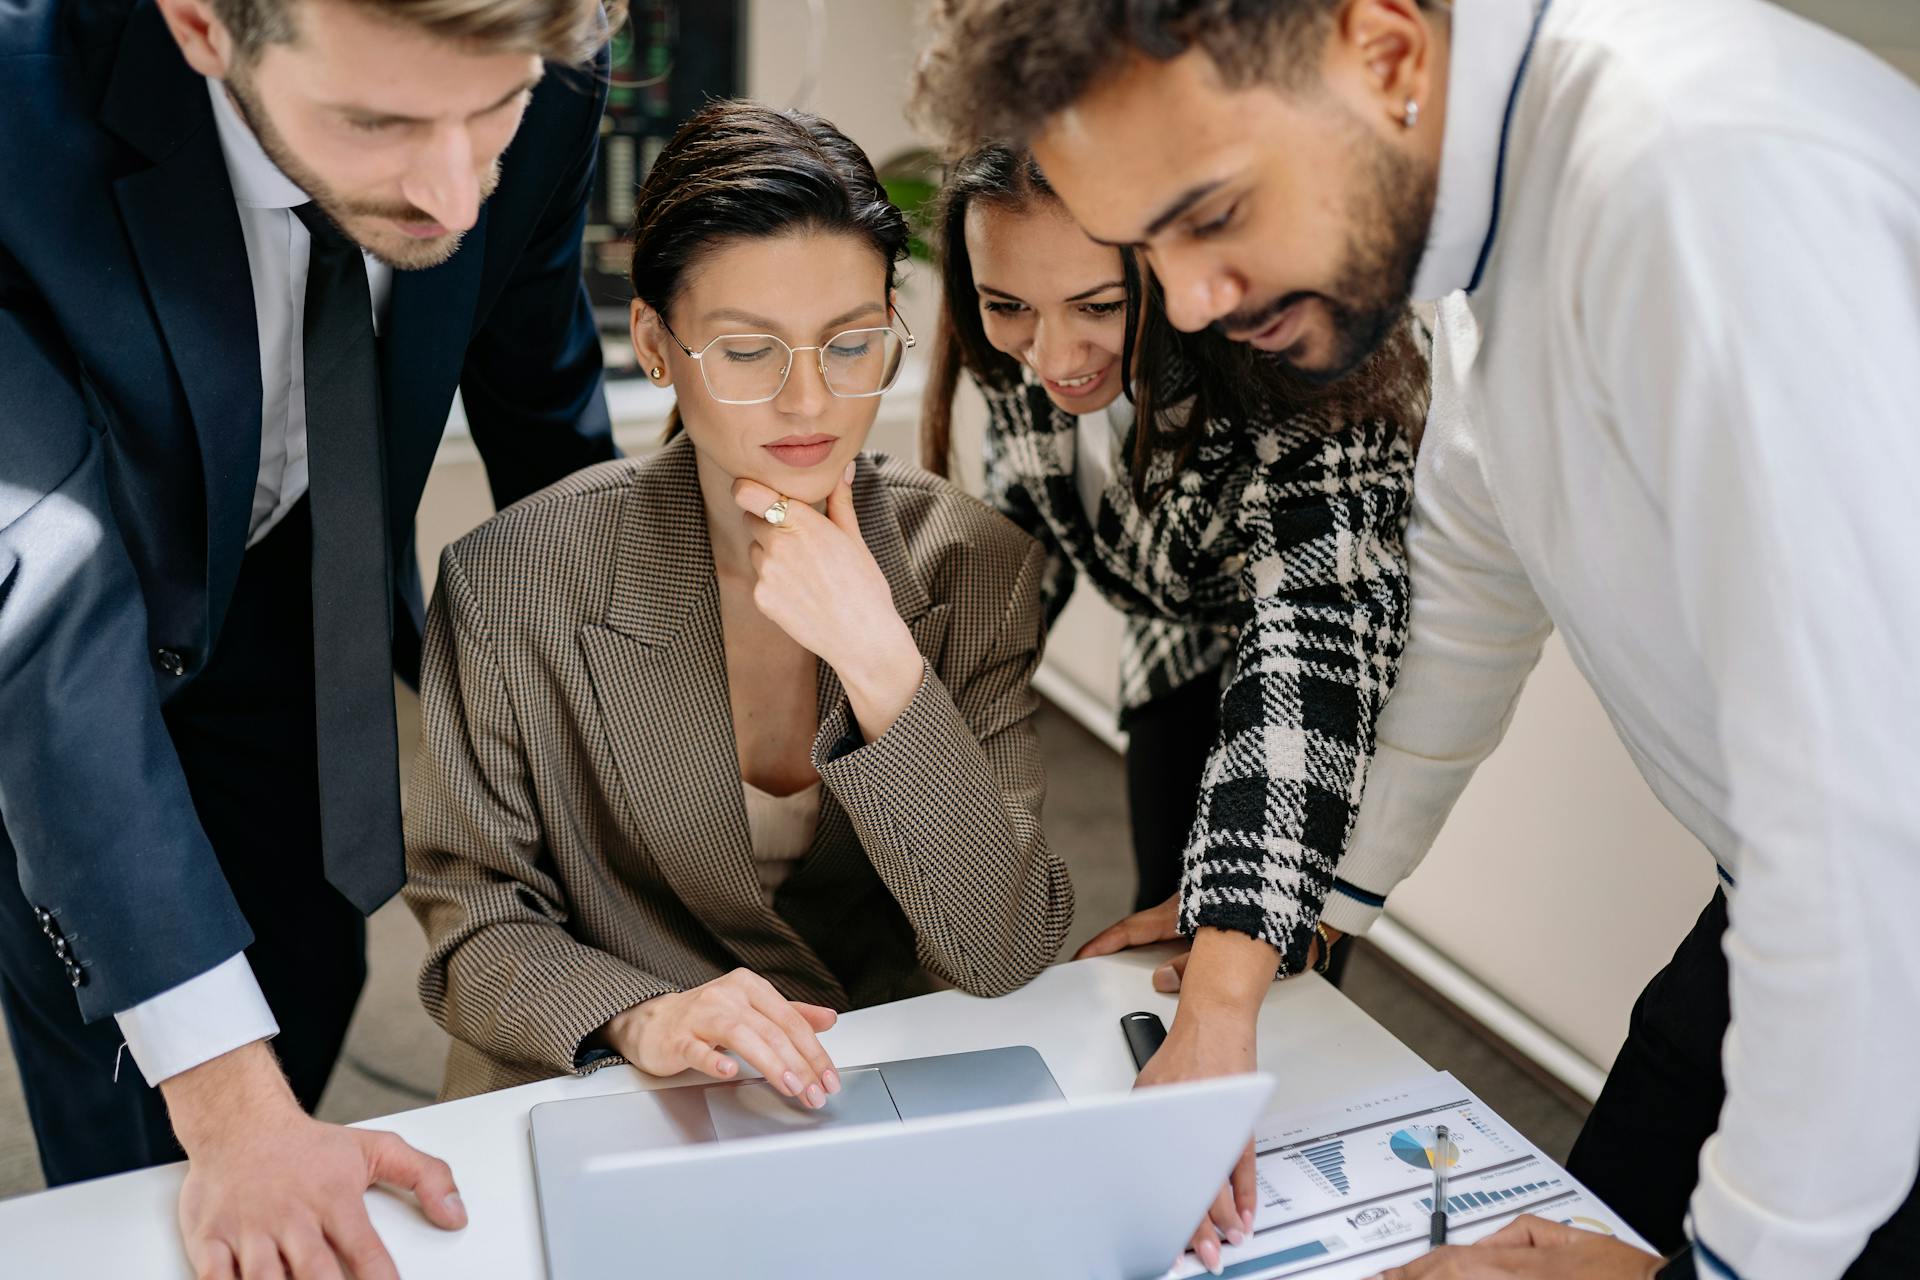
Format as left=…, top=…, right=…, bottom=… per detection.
left=585, top=2, right=745, bottom=373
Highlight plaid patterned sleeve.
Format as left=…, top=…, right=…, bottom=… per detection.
left=1175, top=416, right=1415, bottom=973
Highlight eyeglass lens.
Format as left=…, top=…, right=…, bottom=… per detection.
left=699, top=328, right=906, bottom=403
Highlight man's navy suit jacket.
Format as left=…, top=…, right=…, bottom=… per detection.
left=0, top=0, right=616, bottom=1021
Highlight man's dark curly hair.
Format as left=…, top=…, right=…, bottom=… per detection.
left=912, top=0, right=1358, bottom=146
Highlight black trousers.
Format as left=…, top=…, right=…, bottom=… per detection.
left=1567, top=890, right=1920, bottom=1275
left=1121, top=670, right=1349, bottom=986
left=0, top=502, right=367, bottom=1185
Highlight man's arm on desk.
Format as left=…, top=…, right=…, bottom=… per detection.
left=165, top=1041, right=468, bottom=1280
left=1, top=189, right=466, bottom=1280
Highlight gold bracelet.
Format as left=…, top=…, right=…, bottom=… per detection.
left=1312, top=922, right=1336, bottom=975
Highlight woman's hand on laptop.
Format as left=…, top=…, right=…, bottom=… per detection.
left=604, top=970, right=843, bottom=1109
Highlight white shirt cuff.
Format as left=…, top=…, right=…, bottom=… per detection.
left=113, top=953, right=280, bottom=1087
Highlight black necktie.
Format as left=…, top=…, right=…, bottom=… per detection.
left=294, top=202, right=404, bottom=915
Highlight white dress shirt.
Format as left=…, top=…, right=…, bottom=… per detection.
left=111, top=82, right=394, bottom=1089
left=1325, top=2, right=1920, bottom=1277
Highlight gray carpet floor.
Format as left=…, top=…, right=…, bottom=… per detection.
left=0, top=698, right=1587, bottom=1201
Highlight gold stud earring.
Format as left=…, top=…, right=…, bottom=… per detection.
left=649, top=366, right=664, bottom=380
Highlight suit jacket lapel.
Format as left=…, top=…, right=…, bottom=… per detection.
left=578, top=437, right=846, bottom=1004
left=380, top=219, right=487, bottom=551
left=103, top=2, right=261, bottom=625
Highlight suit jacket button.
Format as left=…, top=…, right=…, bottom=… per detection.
left=32, top=907, right=50, bottom=925
left=66, top=963, right=85, bottom=989
left=154, top=648, right=187, bottom=677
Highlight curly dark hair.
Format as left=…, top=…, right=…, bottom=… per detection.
left=911, top=0, right=1363, bottom=146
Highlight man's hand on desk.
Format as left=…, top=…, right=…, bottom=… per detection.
left=164, top=1040, right=466, bottom=1280
left=603, top=968, right=843, bottom=1109
left=1072, top=892, right=1342, bottom=991
left=1369, top=1215, right=1662, bottom=1279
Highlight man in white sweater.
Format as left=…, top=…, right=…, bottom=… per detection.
left=913, top=1, right=1920, bottom=1277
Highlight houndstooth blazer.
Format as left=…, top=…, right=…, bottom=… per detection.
left=977, top=365, right=1420, bottom=974
left=403, top=436, right=1073, bottom=1100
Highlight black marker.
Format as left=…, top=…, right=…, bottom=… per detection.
left=1121, top=1011, right=1168, bottom=1071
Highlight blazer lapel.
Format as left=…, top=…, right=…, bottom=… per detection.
left=577, top=438, right=846, bottom=1004
left=103, top=2, right=261, bottom=624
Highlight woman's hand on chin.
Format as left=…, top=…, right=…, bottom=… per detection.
left=732, top=463, right=925, bottom=740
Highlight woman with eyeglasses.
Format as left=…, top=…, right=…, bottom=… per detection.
left=402, top=101, right=1073, bottom=1102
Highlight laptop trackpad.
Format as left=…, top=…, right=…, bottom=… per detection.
left=705, top=1067, right=900, bottom=1140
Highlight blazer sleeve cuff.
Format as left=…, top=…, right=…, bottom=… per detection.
left=810, top=659, right=946, bottom=780
left=113, top=952, right=279, bottom=1087
left=515, top=950, right=681, bottom=1077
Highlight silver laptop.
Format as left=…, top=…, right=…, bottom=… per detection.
left=530, top=1045, right=1273, bottom=1279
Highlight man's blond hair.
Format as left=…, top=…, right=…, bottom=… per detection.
left=215, top=0, right=621, bottom=64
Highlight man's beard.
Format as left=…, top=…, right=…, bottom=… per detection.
left=1214, top=123, right=1436, bottom=385
left=225, top=72, right=500, bottom=272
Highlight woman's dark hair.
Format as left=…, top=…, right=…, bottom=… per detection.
left=922, top=141, right=1426, bottom=506
left=629, top=100, right=911, bottom=436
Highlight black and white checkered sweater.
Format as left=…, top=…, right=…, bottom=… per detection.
left=978, top=371, right=1417, bottom=971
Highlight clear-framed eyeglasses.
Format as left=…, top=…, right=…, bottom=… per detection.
left=659, top=312, right=916, bottom=405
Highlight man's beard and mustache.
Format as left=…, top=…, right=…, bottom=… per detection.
left=226, top=72, right=501, bottom=272
left=1215, top=125, right=1436, bottom=385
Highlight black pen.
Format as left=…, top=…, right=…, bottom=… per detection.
left=1429, top=1125, right=1450, bottom=1246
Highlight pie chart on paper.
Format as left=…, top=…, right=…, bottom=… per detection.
left=1389, top=1126, right=1457, bottom=1170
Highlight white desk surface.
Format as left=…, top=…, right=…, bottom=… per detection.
left=0, top=946, right=1428, bottom=1277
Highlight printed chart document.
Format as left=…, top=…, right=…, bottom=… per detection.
left=1166, top=1072, right=1650, bottom=1279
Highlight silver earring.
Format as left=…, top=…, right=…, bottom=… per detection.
left=1402, top=98, right=1420, bottom=129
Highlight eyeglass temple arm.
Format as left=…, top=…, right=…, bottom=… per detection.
left=656, top=313, right=700, bottom=358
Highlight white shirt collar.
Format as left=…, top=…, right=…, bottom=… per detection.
left=1410, top=0, right=1541, bottom=301
left=207, top=78, right=308, bottom=210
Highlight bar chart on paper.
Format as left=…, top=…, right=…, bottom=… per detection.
left=1167, top=1073, right=1650, bottom=1280
left=1297, top=1139, right=1350, bottom=1195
